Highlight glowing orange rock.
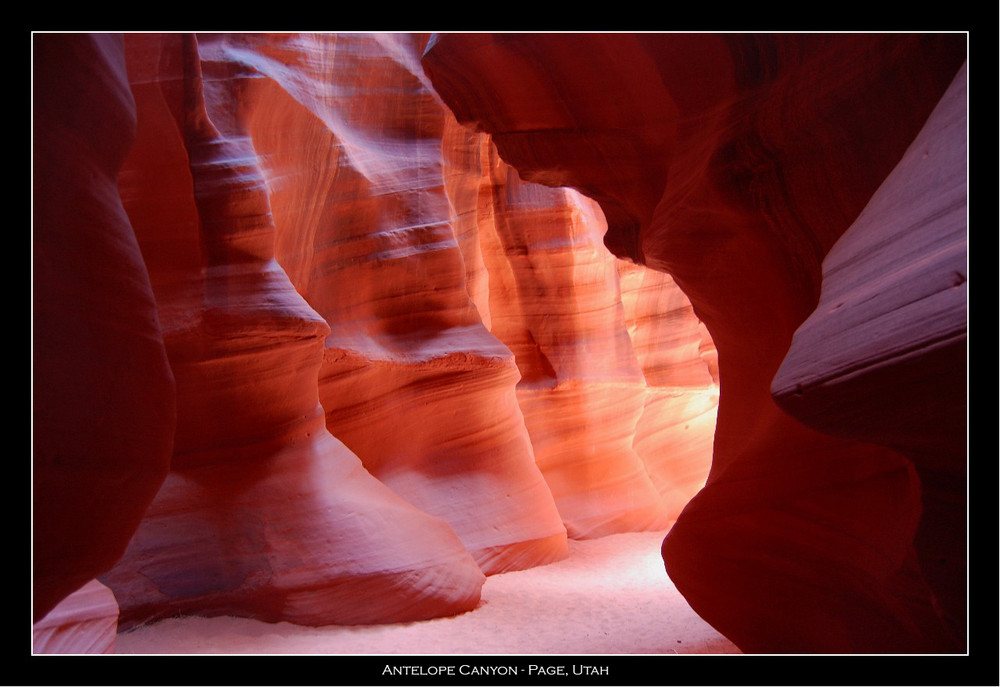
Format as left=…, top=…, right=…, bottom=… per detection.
left=617, top=261, right=719, bottom=521
left=37, top=31, right=964, bottom=653
left=423, top=31, right=967, bottom=652
left=101, top=33, right=484, bottom=627
left=201, top=32, right=568, bottom=574
left=471, top=142, right=669, bottom=537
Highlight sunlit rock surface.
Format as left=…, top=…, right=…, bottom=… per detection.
left=99, top=33, right=485, bottom=628
left=472, top=144, right=668, bottom=537
left=423, top=32, right=967, bottom=653
left=617, top=261, right=719, bottom=521
left=32, top=33, right=175, bottom=622
left=190, top=32, right=569, bottom=574
left=32, top=580, right=119, bottom=654
left=445, top=124, right=718, bottom=538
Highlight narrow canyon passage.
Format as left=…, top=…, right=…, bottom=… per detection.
left=33, top=31, right=968, bottom=662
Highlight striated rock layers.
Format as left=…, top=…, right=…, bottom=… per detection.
left=33, top=31, right=701, bottom=637
left=467, top=141, right=716, bottom=536
left=32, top=580, right=120, bottom=654
left=423, top=33, right=968, bottom=652
left=98, top=33, right=484, bottom=628
left=35, top=32, right=726, bottom=638
left=616, top=262, right=719, bottom=521
left=206, top=33, right=569, bottom=574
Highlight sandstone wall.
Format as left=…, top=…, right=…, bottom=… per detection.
left=98, top=33, right=485, bottom=628
left=32, top=31, right=963, bottom=656
left=35, top=32, right=719, bottom=637
left=423, top=32, right=967, bottom=653
left=33, top=33, right=175, bottom=622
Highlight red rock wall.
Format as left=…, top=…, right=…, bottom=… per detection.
left=617, top=261, right=719, bottom=520
left=449, top=123, right=719, bottom=538
left=43, top=32, right=725, bottom=632
left=191, top=33, right=570, bottom=574
left=98, top=33, right=485, bottom=628
left=37, top=31, right=963, bottom=656
left=423, top=32, right=967, bottom=653
left=32, top=33, right=175, bottom=622
left=473, top=143, right=668, bottom=537
left=771, top=62, right=969, bottom=642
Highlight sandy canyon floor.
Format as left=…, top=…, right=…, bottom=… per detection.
left=114, top=530, right=740, bottom=656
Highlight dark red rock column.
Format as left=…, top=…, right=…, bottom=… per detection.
left=33, top=33, right=175, bottom=621
left=772, top=62, right=968, bottom=644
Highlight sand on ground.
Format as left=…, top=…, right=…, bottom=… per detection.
left=114, top=530, right=740, bottom=655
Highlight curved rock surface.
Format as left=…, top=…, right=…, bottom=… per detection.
left=472, top=144, right=669, bottom=537
left=32, top=580, right=119, bottom=654
left=771, top=62, right=968, bottom=641
left=617, top=261, right=719, bottom=520
left=193, top=32, right=569, bottom=573
left=423, top=32, right=967, bottom=652
left=100, top=33, right=484, bottom=628
left=37, top=31, right=966, bottom=656
left=32, top=33, right=175, bottom=621
left=446, top=125, right=718, bottom=538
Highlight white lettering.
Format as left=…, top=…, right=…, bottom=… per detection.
left=460, top=665, right=520, bottom=676
left=381, top=665, right=456, bottom=676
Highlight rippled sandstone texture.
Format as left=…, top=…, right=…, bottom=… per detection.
left=212, top=33, right=569, bottom=573
left=37, top=31, right=963, bottom=656
left=473, top=146, right=665, bottom=537
left=616, top=261, right=720, bottom=520
left=98, top=32, right=485, bottom=628
left=32, top=580, right=119, bottom=654
left=462, top=143, right=718, bottom=535
left=36, top=32, right=727, bottom=639
left=423, top=33, right=968, bottom=653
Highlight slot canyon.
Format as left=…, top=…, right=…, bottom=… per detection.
left=32, top=31, right=968, bottom=661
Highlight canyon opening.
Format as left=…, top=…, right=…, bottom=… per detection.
left=32, top=31, right=968, bottom=667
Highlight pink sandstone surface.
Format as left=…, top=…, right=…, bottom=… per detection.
left=98, top=32, right=485, bottom=628
left=32, top=579, right=119, bottom=654
left=473, top=143, right=669, bottom=537
left=422, top=32, right=967, bottom=653
left=616, top=261, right=719, bottom=520
left=447, top=119, right=719, bottom=537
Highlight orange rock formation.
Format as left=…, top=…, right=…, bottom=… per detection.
left=99, top=33, right=485, bottom=628
left=34, top=31, right=967, bottom=656
left=423, top=32, right=968, bottom=653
